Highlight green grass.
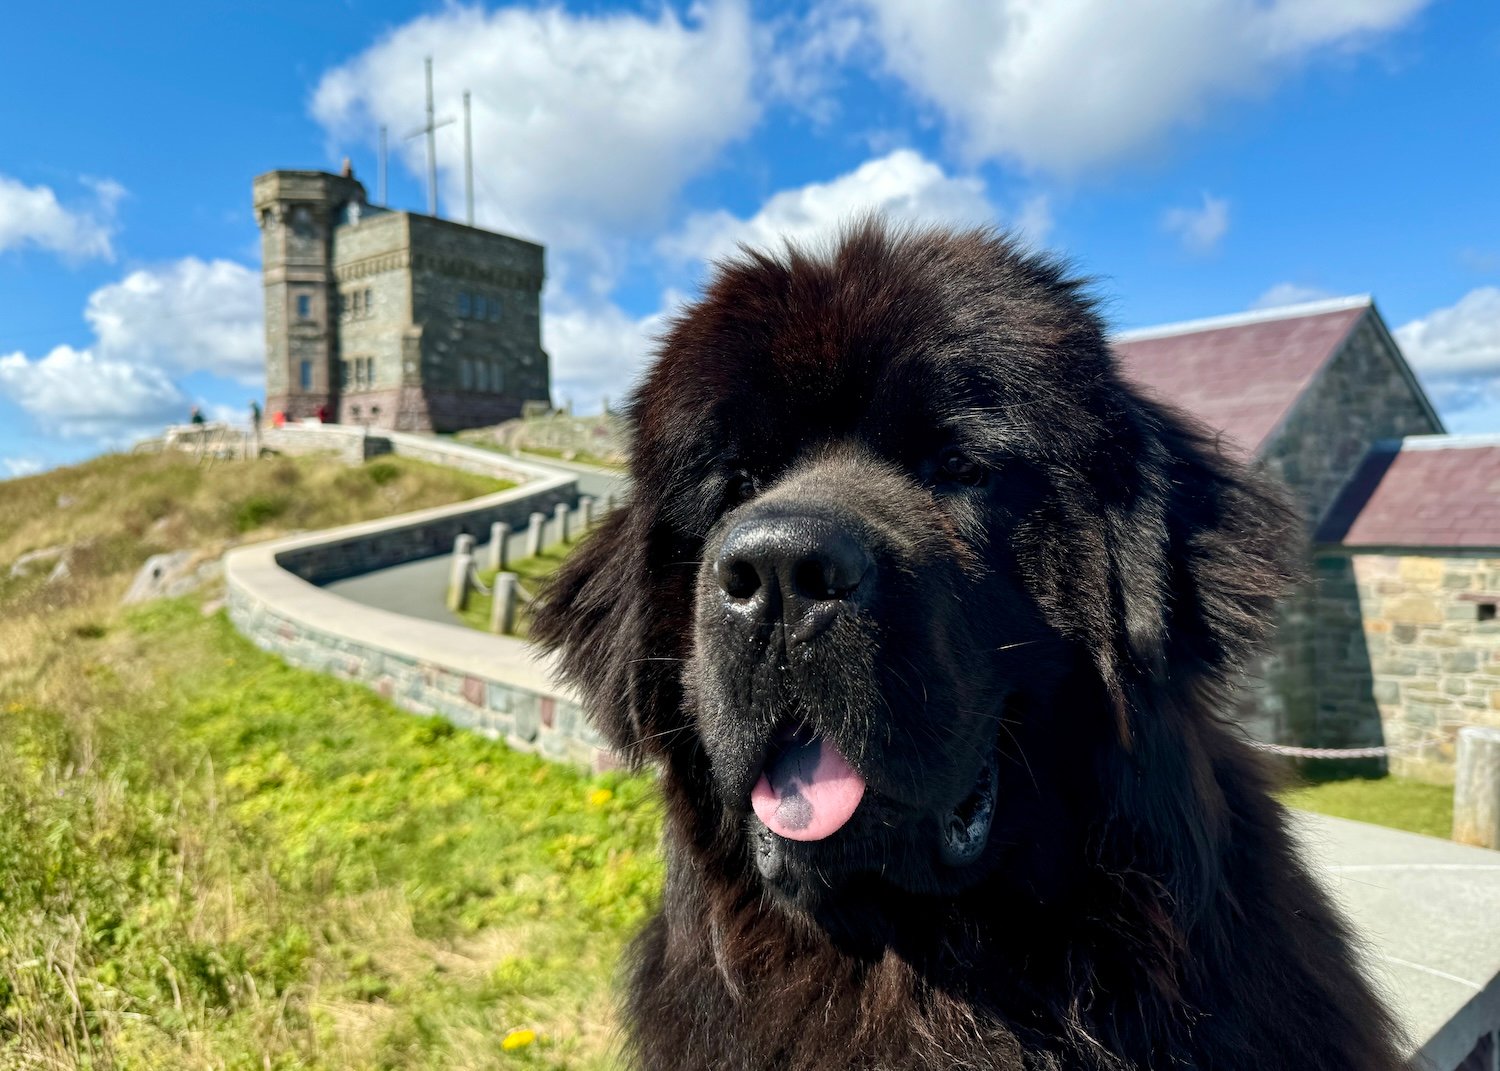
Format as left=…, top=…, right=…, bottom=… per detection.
left=0, top=598, right=660, bottom=1069
left=0, top=451, right=651, bottom=1069
left=514, top=446, right=625, bottom=471
left=1280, top=777, right=1454, bottom=840
left=458, top=546, right=576, bottom=637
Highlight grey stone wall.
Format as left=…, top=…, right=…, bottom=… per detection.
left=1250, top=311, right=1443, bottom=748
left=228, top=586, right=617, bottom=772
left=407, top=214, right=549, bottom=429
left=1261, top=312, right=1441, bottom=528
left=223, top=426, right=610, bottom=770
left=1319, top=551, right=1500, bottom=782
left=255, top=170, right=367, bottom=422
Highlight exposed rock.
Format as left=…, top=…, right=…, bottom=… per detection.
left=9, top=544, right=66, bottom=579
left=56, top=494, right=77, bottom=509
left=122, top=547, right=229, bottom=606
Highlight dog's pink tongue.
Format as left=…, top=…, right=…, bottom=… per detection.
left=751, top=735, right=865, bottom=841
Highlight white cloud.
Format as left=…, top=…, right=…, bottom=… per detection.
left=543, top=298, right=670, bottom=414
left=851, top=0, right=1430, bottom=172
left=762, top=6, right=867, bottom=124
left=86, top=258, right=263, bottom=383
left=2, top=457, right=43, bottom=479
left=1162, top=193, right=1229, bottom=254
left=0, top=257, right=262, bottom=445
left=311, top=1, right=758, bottom=250
left=1395, top=287, right=1500, bottom=377
left=0, top=173, right=124, bottom=261
left=660, top=149, right=999, bottom=266
left=0, top=345, right=187, bottom=441
left=1250, top=282, right=1336, bottom=310
left=1396, top=288, right=1500, bottom=434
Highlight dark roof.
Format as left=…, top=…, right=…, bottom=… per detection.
left=1111, top=298, right=1370, bottom=456
left=1316, top=437, right=1500, bottom=549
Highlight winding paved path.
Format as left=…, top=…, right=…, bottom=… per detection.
left=324, top=451, right=628, bottom=625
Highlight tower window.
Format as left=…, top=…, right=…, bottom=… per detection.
left=1480, top=603, right=1497, bottom=623
left=474, top=295, right=487, bottom=320
left=299, top=360, right=312, bottom=390
left=363, top=288, right=372, bottom=315
left=489, top=297, right=502, bottom=323
left=296, top=293, right=311, bottom=319
left=460, top=358, right=473, bottom=390
left=457, top=292, right=471, bottom=318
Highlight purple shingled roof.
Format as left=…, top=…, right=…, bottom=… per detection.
left=1112, top=298, right=1370, bottom=456
left=1316, top=437, right=1500, bottom=549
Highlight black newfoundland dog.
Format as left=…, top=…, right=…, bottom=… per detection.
left=533, top=223, right=1403, bottom=1070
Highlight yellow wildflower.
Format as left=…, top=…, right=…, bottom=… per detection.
left=501, top=1028, right=537, bottom=1051
left=587, top=787, right=614, bottom=807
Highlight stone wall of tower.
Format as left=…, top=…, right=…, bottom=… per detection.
left=405, top=215, right=550, bottom=432
left=253, top=170, right=367, bottom=420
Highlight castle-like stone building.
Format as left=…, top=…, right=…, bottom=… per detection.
left=254, top=166, right=550, bottom=431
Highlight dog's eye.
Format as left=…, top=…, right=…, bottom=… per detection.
left=936, top=449, right=985, bottom=486
left=725, top=472, right=759, bottom=505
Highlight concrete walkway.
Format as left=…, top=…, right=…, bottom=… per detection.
left=324, top=452, right=629, bottom=627
left=1296, top=812, right=1500, bottom=1068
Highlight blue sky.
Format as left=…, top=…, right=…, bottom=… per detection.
left=2, top=0, right=1498, bottom=475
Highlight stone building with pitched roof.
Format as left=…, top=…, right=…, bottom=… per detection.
left=1114, top=297, right=1500, bottom=781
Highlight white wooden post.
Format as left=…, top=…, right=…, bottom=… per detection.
left=526, top=512, right=545, bottom=558
left=490, top=572, right=519, bottom=634
left=454, top=533, right=475, bottom=557
left=1454, top=726, right=1500, bottom=850
left=579, top=496, right=594, bottom=531
left=554, top=501, right=570, bottom=544
left=488, top=521, right=511, bottom=571
left=446, top=550, right=474, bottom=612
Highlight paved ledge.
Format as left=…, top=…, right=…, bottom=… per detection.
left=1295, top=812, right=1500, bottom=1069
left=224, top=431, right=613, bottom=769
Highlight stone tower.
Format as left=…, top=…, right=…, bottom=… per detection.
left=253, top=168, right=368, bottom=422
left=254, top=165, right=550, bottom=431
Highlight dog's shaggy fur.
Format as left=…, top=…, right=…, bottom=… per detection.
left=533, top=223, right=1403, bottom=1070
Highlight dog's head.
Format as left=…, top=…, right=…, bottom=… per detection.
left=534, top=223, right=1298, bottom=921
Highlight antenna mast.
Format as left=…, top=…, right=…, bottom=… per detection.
left=463, top=91, right=474, bottom=226
left=378, top=125, right=388, bottom=205
left=405, top=56, right=453, bottom=217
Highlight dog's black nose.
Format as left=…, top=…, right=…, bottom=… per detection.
left=715, top=514, right=873, bottom=643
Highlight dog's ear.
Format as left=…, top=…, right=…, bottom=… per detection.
left=1016, top=391, right=1302, bottom=738
left=1104, top=397, right=1304, bottom=711
left=530, top=502, right=689, bottom=763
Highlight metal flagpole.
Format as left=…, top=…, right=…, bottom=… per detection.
left=405, top=56, right=453, bottom=217
left=463, top=91, right=474, bottom=226
left=423, top=58, right=438, bottom=216
left=378, top=125, right=388, bottom=205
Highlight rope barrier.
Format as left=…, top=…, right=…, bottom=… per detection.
left=1248, top=730, right=1446, bottom=760
left=466, top=562, right=493, bottom=597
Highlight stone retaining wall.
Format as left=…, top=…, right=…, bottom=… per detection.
left=224, top=425, right=616, bottom=772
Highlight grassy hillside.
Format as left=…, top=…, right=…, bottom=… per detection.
left=0, top=451, right=658, bottom=1070
left=0, top=451, right=513, bottom=616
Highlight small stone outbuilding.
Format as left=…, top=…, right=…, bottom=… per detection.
left=1114, top=297, right=1500, bottom=782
